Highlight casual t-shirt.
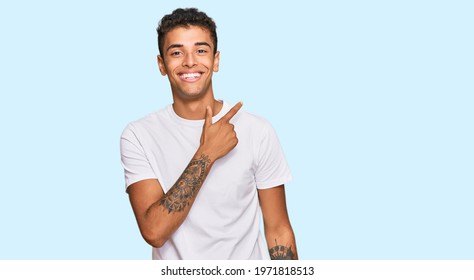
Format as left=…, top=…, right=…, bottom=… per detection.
left=120, top=101, right=292, bottom=259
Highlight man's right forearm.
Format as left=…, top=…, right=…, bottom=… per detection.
left=158, top=153, right=212, bottom=214
left=142, top=149, right=214, bottom=247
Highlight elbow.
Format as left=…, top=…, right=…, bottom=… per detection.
left=141, top=227, right=168, bottom=248
left=145, top=237, right=166, bottom=249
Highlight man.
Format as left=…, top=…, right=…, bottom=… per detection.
left=120, top=8, right=297, bottom=260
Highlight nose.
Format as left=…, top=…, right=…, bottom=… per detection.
left=182, top=52, right=197, bottom=67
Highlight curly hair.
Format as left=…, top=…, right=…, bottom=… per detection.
left=157, top=8, right=218, bottom=57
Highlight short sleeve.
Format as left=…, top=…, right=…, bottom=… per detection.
left=120, top=124, right=157, bottom=191
left=254, top=122, right=292, bottom=189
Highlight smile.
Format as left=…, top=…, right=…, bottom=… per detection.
left=178, top=72, right=202, bottom=81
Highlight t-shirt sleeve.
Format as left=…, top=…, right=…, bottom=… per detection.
left=255, top=122, right=292, bottom=189
left=120, top=124, right=158, bottom=191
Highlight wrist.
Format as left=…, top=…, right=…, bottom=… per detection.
left=195, top=146, right=216, bottom=166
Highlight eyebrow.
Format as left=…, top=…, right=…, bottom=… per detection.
left=166, top=44, right=183, bottom=52
left=166, top=42, right=212, bottom=52
left=195, top=42, right=211, bottom=48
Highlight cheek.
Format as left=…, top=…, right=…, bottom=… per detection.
left=162, top=61, right=180, bottom=75
left=202, top=59, right=217, bottom=71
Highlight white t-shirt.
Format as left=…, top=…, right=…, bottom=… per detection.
left=120, top=101, right=292, bottom=259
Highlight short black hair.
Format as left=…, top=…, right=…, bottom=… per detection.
left=157, top=8, right=218, bottom=57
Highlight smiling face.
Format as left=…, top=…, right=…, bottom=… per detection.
left=158, top=25, right=220, bottom=102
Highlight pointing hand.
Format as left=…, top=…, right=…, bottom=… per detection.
left=200, top=102, right=243, bottom=162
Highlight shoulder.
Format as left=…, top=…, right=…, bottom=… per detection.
left=233, top=109, right=274, bottom=135
left=121, top=106, right=171, bottom=139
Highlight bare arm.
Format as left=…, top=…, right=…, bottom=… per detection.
left=259, top=185, right=298, bottom=260
left=128, top=102, right=243, bottom=248
left=128, top=152, right=212, bottom=248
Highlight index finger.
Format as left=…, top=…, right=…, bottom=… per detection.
left=220, top=101, right=243, bottom=122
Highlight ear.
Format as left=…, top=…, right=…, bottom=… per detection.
left=157, top=55, right=167, bottom=76
left=213, top=51, right=220, bottom=72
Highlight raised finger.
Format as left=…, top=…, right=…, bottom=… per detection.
left=204, top=105, right=213, bottom=128
left=221, top=101, right=243, bottom=123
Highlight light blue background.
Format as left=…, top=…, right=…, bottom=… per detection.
left=0, top=0, right=472, bottom=259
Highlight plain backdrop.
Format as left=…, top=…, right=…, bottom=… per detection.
left=0, top=0, right=473, bottom=259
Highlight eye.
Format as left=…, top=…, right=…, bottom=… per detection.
left=170, top=51, right=182, bottom=56
left=197, top=49, right=207, bottom=54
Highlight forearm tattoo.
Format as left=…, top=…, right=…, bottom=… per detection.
left=269, top=239, right=296, bottom=260
left=159, top=155, right=210, bottom=214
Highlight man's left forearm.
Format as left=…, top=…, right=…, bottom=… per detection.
left=266, top=227, right=298, bottom=260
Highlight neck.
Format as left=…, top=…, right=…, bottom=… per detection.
left=172, top=96, right=223, bottom=120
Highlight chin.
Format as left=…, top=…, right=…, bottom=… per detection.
left=177, top=91, right=205, bottom=100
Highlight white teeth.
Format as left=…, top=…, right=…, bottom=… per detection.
left=180, top=73, right=201, bottom=79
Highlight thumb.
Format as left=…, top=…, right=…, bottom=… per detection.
left=204, top=105, right=213, bottom=128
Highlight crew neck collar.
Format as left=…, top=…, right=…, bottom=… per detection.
left=167, top=100, right=230, bottom=127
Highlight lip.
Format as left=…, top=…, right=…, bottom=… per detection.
left=177, top=71, right=203, bottom=82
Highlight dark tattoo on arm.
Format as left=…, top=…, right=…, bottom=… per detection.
left=159, top=155, right=210, bottom=214
left=269, top=239, right=295, bottom=260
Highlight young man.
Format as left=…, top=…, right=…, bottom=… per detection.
left=120, top=8, right=297, bottom=260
